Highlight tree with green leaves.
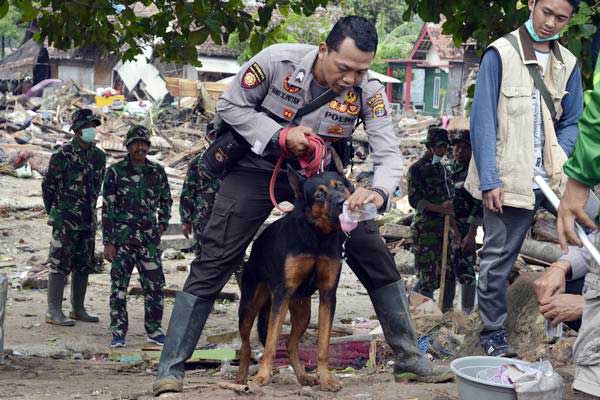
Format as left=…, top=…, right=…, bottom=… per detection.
left=0, top=0, right=332, bottom=65
left=227, top=10, right=334, bottom=64
left=0, top=3, right=25, bottom=57
left=340, top=0, right=422, bottom=75
left=402, top=0, right=599, bottom=86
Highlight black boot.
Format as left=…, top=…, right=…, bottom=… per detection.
left=460, top=278, right=476, bottom=315
left=369, top=281, right=454, bottom=383
left=153, top=291, right=214, bottom=396
left=46, top=272, right=75, bottom=326
left=69, top=273, right=99, bottom=322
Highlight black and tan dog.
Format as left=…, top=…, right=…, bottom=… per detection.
left=236, top=166, right=353, bottom=392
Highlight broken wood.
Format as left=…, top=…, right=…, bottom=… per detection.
left=128, top=286, right=239, bottom=301
left=163, top=143, right=205, bottom=168
left=282, top=321, right=354, bottom=335
left=379, top=223, right=412, bottom=240
left=438, top=215, right=450, bottom=311
left=31, top=121, right=73, bottom=137
left=217, top=381, right=254, bottom=394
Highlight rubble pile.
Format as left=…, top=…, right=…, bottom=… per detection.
left=0, top=79, right=216, bottom=204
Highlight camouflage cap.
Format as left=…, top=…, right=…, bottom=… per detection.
left=450, top=129, right=471, bottom=146
left=71, top=109, right=101, bottom=130
left=422, top=127, right=450, bottom=146
left=124, top=125, right=151, bottom=147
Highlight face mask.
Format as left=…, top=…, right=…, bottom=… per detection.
left=81, top=127, right=96, bottom=143
left=432, top=155, right=443, bottom=164
left=525, top=6, right=560, bottom=43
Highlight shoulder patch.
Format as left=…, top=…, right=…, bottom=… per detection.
left=366, top=93, right=388, bottom=118
left=241, top=62, right=266, bottom=89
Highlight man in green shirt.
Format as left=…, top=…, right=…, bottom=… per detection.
left=555, top=31, right=600, bottom=397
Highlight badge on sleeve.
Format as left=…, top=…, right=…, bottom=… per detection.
left=367, top=93, right=388, bottom=118
left=241, top=62, right=266, bottom=89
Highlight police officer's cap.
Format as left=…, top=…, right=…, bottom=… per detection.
left=422, top=127, right=450, bottom=147
left=124, top=125, right=151, bottom=147
left=71, top=108, right=101, bottom=130
left=450, top=129, right=471, bottom=146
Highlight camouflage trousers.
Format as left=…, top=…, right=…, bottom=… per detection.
left=190, top=162, right=220, bottom=256
left=411, top=217, right=451, bottom=298
left=450, top=220, right=477, bottom=284
left=48, top=227, right=95, bottom=275
left=109, top=244, right=165, bottom=338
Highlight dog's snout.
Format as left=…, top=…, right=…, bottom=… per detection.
left=332, top=196, right=346, bottom=211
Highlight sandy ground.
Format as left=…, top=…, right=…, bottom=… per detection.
left=0, top=175, right=594, bottom=400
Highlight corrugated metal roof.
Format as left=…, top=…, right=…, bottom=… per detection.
left=196, top=57, right=241, bottom=74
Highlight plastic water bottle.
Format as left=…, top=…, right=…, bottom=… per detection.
left=339, top=202, right=377, bottom=233
left=545, top=319, right=563, bottom=338
left=342, top=201, right=377, bottom=222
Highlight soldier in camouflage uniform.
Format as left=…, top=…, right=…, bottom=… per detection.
left=407, top=127, right=458, bottom=307
left=42, top=109, right=105, bottom=326
left=102, top=125, right=172, bottom=347
left=448, top=129, right=482, bottom=314
left=179, top=154, right=220, bottom=255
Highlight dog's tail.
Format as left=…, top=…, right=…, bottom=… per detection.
left=256, top=300, right=270, bottom=346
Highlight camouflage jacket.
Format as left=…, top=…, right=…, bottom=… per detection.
left=449, top=159, right=483, bottom=227
left=407, top=154, right=452, bottom=226
left=102, top=155, right=172, bottom=246
left=41, top=139, right=106, bottom=231
left=179, top=155, right=218, bottom=226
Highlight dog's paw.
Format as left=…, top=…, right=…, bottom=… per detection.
left=235, top=375, right=248, bottom=385
left=318, top=373, right=342, bottom=392
left=252, top=371, right=271, bottom=387
left=296, top=373, right=319, bottom=387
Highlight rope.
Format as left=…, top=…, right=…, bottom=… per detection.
left=269, top=128, right=329, bottom=213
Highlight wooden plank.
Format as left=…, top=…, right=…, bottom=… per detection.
left=143, top=348, right=237, bottom=363
left=379, top=223, right=412, bottom=240
left=128, top=286, right=238, bottom=301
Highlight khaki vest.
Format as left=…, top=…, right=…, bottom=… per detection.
left=465, top=27, right=578, bottom=210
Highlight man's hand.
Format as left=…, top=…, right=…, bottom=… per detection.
left=285, top=126, right=314, bottom=157
left=539, top=294, right=584, bottom=326
left=104, top=244, right=117, bottom=262
left=159, top=224, right=167, bottom=236
left=533, top=260, right=569, bottom=302
left=557, top=178, right=597, bottom=253
left=347, top=187, right=384, bottom=211
left=482, top=187, right=504, bottom=214
left=182, top=223, right=192, bottom=239
left=438, top=200, right=454, bottom=215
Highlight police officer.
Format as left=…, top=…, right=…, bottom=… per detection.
left=42, top=108, right=105, bottom=326
left=154, top=16, right=452, bottom=395
left=180, top=155, right=220, bottom=255
left=102, top=125, right=172, bottom=348
left=407, top=127, right=457, bottom=308
left=448, top=128, right=481, bottom=314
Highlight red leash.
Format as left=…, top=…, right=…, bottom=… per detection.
left=269, top=128, right=329, bottom=213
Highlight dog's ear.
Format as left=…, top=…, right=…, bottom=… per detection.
left=330, top=147, right=345, bottom=176
left=287, top=168, right=305, bottom=199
